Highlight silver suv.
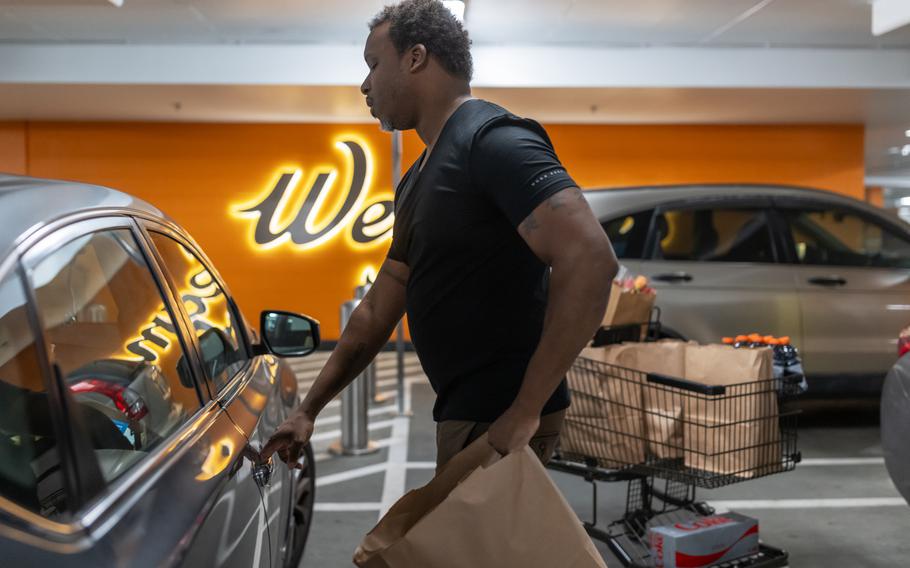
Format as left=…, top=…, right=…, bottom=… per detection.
left=585, top=184, right=910, bottom=396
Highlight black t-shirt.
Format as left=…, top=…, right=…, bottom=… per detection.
left=389, top=99, right=577, bottom=422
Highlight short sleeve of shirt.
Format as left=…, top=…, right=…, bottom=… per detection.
left=470, top=120, right=577, bottom=228
left=387, top=232, right=405, bottom=262
left=386, top=159, right=421, bottom=263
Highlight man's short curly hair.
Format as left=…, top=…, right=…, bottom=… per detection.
left=369, top=0, right=473, bottom=82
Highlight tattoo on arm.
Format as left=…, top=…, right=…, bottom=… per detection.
left=548, top=187, right=585, bottom=214
left=519, top=211, right=541, bottom=237
left=520, top=187, right=585, bottom=238
left=548, top=191, right=568, bottom=211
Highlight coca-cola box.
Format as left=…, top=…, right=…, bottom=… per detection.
left=649, top=513, right=759, bottom=568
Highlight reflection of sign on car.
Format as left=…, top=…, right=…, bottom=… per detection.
left=125, top=267, right=230, bottom=363
left=233, top=137, right=394, bottom=252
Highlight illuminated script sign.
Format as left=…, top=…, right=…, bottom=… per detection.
left=233, top=137, right=394, bottom=251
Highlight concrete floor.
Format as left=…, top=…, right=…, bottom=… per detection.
left=290, top=353, right=909, bottom=568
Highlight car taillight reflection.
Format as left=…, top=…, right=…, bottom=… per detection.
left=70, top=379, right=149, bottom=420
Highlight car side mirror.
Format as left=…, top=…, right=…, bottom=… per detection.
left=257, top=310, right=320, bottom=358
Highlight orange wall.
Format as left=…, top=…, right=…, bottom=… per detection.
left=542, top=124, right=865, bottom=200
left=10, top=121, right=864, bottom=339
left=404, top=124, right=864, bottom=200
left=26, top=123, right=396, bottom=339
left=0, top=122, right=27, bottom=175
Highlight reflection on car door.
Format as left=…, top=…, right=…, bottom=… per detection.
left=143, top=224, right=285, bottom=567
left=17, top=217, right=271, bottom=568
left=776, top=202, right=910, bottom=386
left=639, top=201, right=800, bottom=344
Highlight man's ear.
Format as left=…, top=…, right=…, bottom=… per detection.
left=407, top=44, right=429, bottom=73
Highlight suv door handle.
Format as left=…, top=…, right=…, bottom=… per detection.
left=652, top=272, right=693, bottom=283
left=808, top=276, right=847, bottom=287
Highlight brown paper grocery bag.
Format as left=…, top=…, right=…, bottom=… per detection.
left=683, top=415, right=782, bottom=478
left=353, top=434, right=608, bottom=568
left=601, top=281, right=655, bottom=338
left=561, top=414, right=646, bottom=468
left=682, top=345, right=780, bottom=477
left=569, top=344, right=651, bottom=463
left=601, top=341, right=688, bottom=459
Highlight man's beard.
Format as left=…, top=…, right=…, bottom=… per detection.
left=379, top=117, right=395, bottom=132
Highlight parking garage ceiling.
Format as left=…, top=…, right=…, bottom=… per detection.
left=1, top=0, right=909, bottom=179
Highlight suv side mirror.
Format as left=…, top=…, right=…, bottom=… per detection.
left=258, top=310, right=320, bottom=357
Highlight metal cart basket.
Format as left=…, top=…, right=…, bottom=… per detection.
left=549, top=320, right=803, bottom=568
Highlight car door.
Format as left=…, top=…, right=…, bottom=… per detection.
left=15, top=216, right=269, bottom=568
left=773, top=200, right=910, bottom=387
left=635, top=199, right=800, bottom=344
left=0, top=259, right=108, bottom=567
left=139, top=222, right=287, bottom=567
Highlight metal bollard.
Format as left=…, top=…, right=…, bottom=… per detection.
left=328, top=299, right=379, bottom=456
left=354, top=282, right=387, bottom=405
left=391, top=129, right=410, bottom=417
left=395, top=320, right=410, bottom=416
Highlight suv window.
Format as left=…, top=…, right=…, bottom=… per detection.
left=0, top=270, right=71, bottom=519
left=30, top=230, right=201, bottom=486
left=603, top=210, right=653, bottom=259
left=149, top=233, right=247, bottom=394
left=653, top=207, right=775, bottom=263
left=783, top=207, right=910, bottom=268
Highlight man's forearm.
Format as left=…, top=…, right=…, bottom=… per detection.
left=296, top=299, right=397, bottom=419
left=513, top=252, right=617, bottom=415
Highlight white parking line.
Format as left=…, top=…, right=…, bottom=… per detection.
left=315, top=404, right=398, bottom=427
left=310, top=419, right=396, bottom=442
left=317, top=463, right=389, bottom=488
left=379, top=416, right=409, bottom=520
left=711, top=497, right=906, bottom=512
left=312, top=377, right=433, bottom=517
left=799, top=457, right=885, bottom=466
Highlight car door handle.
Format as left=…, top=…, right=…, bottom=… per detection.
left=252, top=457, right=273, bottom=487
left=807, top=276, right=847, bottom=287
left=652, top=272, right=693, bottom=283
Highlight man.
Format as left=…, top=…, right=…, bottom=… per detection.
left=262, top=0, right=617, bottom=472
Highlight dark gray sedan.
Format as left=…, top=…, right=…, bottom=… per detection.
left=0, top=174, right=316, bottom=567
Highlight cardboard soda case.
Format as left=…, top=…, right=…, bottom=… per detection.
left=649, top=513, right=759, bottom=568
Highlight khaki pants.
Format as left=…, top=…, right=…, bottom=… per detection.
left=435, top=410, right=566, bottom=474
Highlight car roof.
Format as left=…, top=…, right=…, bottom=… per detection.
left=0, top=173, right=166, bottom=263
left=582, top=183, right=893, bottom=221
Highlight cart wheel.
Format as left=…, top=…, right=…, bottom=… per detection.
left=694, top=501, right=715, bottom=516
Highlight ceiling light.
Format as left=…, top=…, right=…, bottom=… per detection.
left=108, top=0, right=124, bottom=6
left=905, top=129, right=910, bottom=137
left=902, top=144, right=910, bottom=157
left=443, top=1, right=466, bottom=22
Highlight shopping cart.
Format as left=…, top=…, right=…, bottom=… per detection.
left=548, top=320, right=803, bottom=568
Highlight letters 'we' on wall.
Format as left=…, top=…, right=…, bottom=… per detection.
left=231, top=135, right=395, bottom=253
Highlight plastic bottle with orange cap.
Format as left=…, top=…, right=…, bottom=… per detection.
left=721, top=332, right=807, bottom=392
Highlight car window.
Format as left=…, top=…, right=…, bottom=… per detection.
left=30, top=230, right=202, bottom=488
left=602, top=210, right=653, bottom=259
left=653, top=207, right=775, bottom=263
left=149, top=233, right=247, bottom=395
left=0, top=270, right=72, bottom=520
left=783, top=207, right=910, bottom=269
